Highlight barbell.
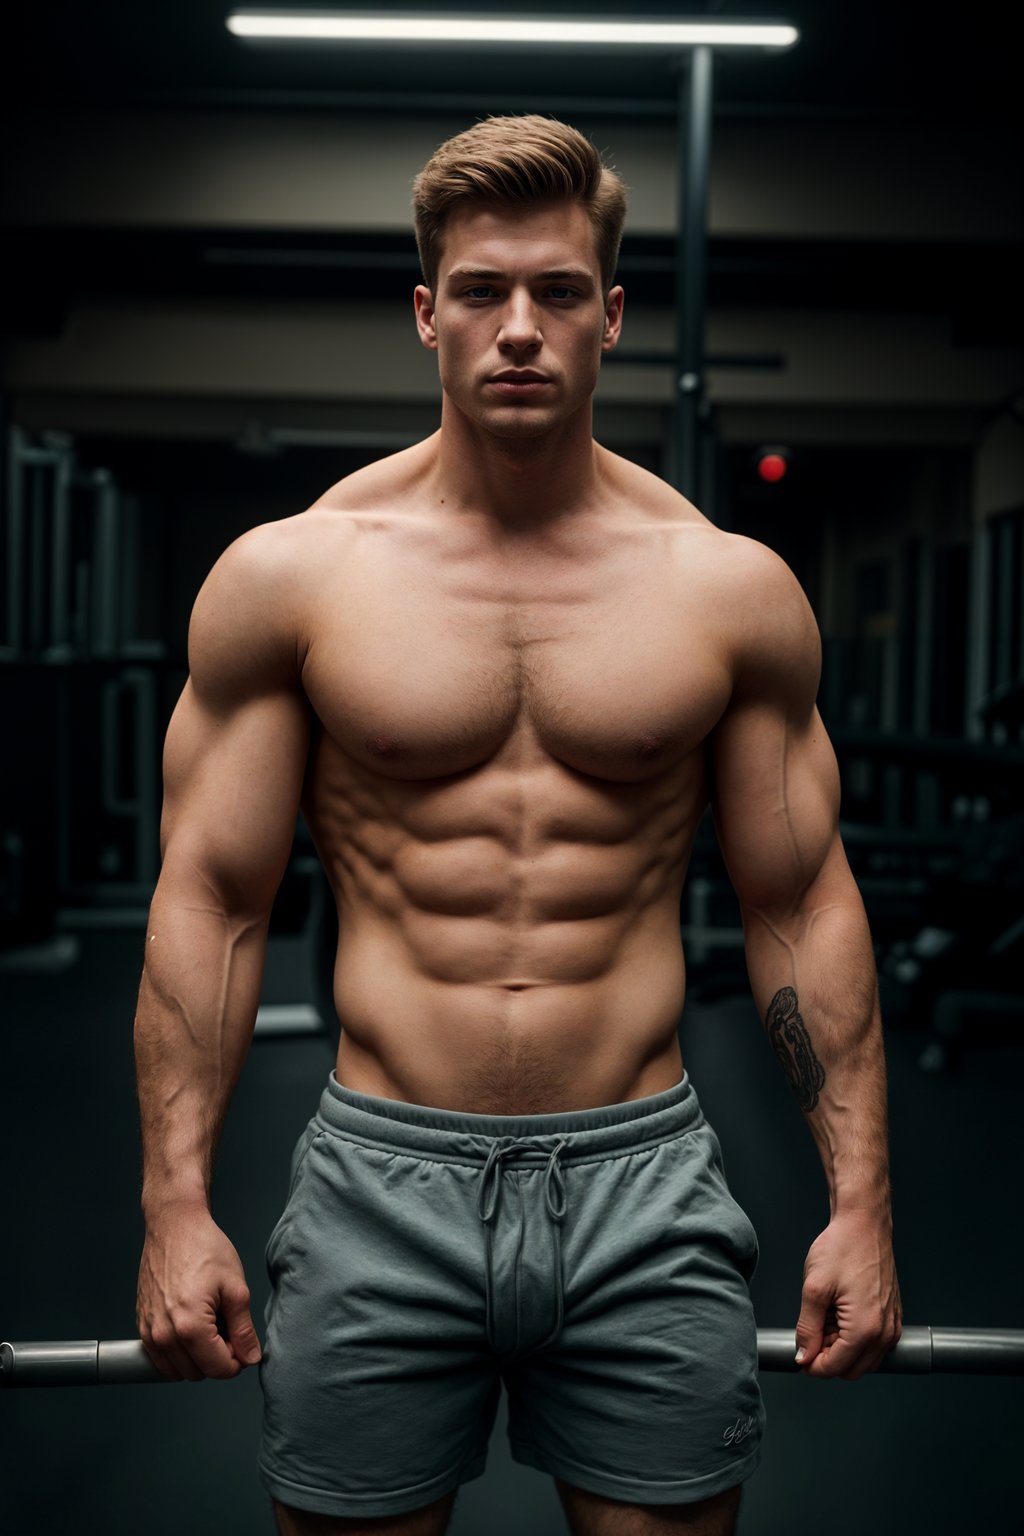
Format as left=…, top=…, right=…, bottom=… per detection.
left=2, top=1327, right=1022, bottom=1387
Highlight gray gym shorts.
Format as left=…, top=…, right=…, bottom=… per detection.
left=258, top=1070, right=764, bottom=1521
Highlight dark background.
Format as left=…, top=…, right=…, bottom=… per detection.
left=1, top=2, right=1022, bottom=1532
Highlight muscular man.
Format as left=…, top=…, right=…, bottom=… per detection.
left=135, top=117, right=901, bottom=1536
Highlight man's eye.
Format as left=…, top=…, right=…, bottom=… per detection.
left=547, top=287, right=577, bottom=300
left=465, top=286, right=495, bottom=299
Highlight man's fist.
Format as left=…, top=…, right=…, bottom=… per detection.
left=795, top=1209, right=902, bottom=1381
left=137, top=1202, right=262, bottom=1382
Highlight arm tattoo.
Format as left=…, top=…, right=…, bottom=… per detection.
left=766, top=987, right=826, bottom=1112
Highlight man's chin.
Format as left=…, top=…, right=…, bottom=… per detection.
left=486, top=418, right=556, bottom=440
left=474, top=404, right=565, bottom=440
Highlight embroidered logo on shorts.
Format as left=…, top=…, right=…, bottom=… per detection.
left=723, top=1414, right=757, bottom=1448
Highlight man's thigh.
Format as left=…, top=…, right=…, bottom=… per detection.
left=259, top=1121, right=501, bottom=1519
left=273, top=1487, right=457, bottom=1536
left=556, top=1480, right=741, bottom=1536
left=505, top=1119, right=764, bottom=1504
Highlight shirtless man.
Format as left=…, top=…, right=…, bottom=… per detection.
left=134, top=116, right=901, bottom=1536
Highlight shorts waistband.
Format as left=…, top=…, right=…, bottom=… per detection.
left=316, top=1070, right=703, bottom=1166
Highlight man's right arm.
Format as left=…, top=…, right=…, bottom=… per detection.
left=135, top=527, right=311, bottom=1381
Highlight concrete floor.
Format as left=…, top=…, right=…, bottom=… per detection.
left=1, top=927, right=1020, bottom=1535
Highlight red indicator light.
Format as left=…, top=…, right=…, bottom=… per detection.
left=757, top=452, right=788, bottom=483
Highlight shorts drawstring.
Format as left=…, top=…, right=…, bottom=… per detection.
left=478, top=1136, right=568, bottom=1354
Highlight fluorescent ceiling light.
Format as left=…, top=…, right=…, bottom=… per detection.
left=226, top=13, right=799, bottom=50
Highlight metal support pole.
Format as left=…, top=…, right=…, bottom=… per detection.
left=672, top=44, right=715, bottom=502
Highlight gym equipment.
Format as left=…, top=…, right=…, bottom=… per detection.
left=3, top=1327, right=1022, bottom=1387
left=755, top=1327, right=1023, bottom=1375
left=1, top=427, right=169, bottom=928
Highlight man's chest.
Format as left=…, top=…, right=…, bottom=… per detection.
left=299, top=529, right=733, bottom=783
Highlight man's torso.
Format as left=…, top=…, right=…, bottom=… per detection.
left=278, top=445, right=741, bottom=1113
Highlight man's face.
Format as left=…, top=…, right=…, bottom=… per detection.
left=414, top=200, right=623, bottom=439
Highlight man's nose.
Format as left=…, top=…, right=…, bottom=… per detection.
left=498, top=292, right=541, bottom=351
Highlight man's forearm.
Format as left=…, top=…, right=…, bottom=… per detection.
left=135, top=882, right=268, bottom=1219
left=742, top=880, right=891, bottom=1222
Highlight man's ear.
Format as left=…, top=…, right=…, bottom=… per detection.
left=601, top=285, right=625, bottom=353
left=414, top=285, right=438, bottom=351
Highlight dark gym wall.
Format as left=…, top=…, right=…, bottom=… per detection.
left=70, top=439, right=378, bottom=656
left=725, top=444, right=977, bottom=737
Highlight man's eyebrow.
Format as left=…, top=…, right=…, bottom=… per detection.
left=537, top=268, right=595, bottom=283
left=445, top=266, right=596, bottom=284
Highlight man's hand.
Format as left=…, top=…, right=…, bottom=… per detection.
left=794, top=1209, right=902, bottom=1381
left=137, top=1202, right=262, bottom=1381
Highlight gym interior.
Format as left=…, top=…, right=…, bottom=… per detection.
left=1, top=3, right=1021, bottom=1533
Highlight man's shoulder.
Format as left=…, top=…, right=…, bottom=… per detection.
left=190, top=510, right=344, bottom=692
left=611, top=462, right=798, bottom=592
left=623, top=499, right=819, bottom=696
left=201, top=510, right=336, bottom=613
left=702, top=529, right=804, bottom=604
left=211, top=439, right=432, bottom=588
left=191, top=442, right=438, bottom=675
left=706, top=534, right=820, bottom=697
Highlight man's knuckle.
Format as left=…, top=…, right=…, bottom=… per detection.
left=850, top=1326, right=880, bottom=1350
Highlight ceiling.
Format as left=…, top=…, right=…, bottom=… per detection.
left=3, top=0, right=1010, bottom=124
left=3, top=2, right=1018, bottom=348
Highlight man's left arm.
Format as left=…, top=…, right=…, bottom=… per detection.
left=709, top=541, right=902, bottom=1381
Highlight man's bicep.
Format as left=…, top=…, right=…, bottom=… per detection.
left=158, top=533, right=311, bottom=917
left=159, top=680, right=311, bottom=918
left=710, top=696, right=840, bottom=914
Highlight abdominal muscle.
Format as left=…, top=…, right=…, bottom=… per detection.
left=331, top=912, right=688, bottom=1115
left=305, top=731, right=699, bottom=1116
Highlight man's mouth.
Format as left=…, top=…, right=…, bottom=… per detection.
left=487, top=370, right=552, bottom=395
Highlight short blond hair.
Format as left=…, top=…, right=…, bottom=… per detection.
left=412, top=114, right=627, bottom=293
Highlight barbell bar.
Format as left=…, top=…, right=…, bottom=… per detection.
left=1, top=1328, right=1022, bottom=1387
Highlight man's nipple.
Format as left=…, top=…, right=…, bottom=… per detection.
left=365, top=734, right=405, bottom=758
left=637, top=732, right=666, bottom=759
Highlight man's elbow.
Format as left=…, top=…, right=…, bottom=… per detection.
left=737, top=828, right=859, bottom=930
left=153, top=839, right=282, bottom=929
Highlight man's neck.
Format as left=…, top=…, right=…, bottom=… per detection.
left=428, top=397, right=603, bottom=529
